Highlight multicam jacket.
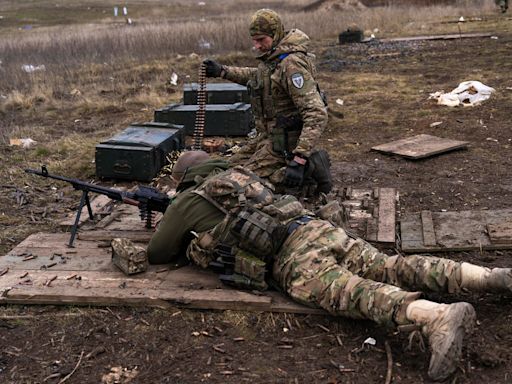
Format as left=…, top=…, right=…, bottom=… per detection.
left=223, top=29, right=328, bottom=158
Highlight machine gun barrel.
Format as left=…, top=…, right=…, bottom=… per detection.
left=25, top=166, right=171, bottom=247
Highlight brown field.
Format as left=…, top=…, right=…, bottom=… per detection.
left=1, top=0, right=512, bottom=383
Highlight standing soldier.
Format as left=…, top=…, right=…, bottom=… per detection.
left=203, top=9, right=331, bottom=194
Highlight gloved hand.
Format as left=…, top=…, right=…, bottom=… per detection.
left=203, top=59, right=223, bottom=78
left=284, top=155, right=307, bottom=187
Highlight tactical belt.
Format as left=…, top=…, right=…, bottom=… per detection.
left=286, top=216, right=314, bottom=235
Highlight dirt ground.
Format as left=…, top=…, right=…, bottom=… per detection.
left=2, top=13, right=512, bottom=384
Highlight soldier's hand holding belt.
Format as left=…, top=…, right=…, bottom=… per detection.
left=284, top=154, right=307, bottom=187
left=203, top=59, right=224, bottom=78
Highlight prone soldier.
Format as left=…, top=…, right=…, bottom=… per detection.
left=147, top=151, right=512, bottom=382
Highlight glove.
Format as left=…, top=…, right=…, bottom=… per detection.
left=203, top=59, right=223, bottom=78
left=283, top=155, right=307, bottom=187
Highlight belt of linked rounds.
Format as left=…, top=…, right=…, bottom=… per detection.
left=193, top=63, right=207, bottom=151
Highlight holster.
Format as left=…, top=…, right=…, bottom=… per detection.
left=272, top=115, right=303, bottom=155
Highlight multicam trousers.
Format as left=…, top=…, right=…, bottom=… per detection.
left=229, top=137, right=286, bottom=185
left=273, top=220, right=467, bottom=328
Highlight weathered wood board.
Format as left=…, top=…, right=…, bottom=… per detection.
left=400, top=209, right=512, bottom=253
left=0, top=232, right=323, bottom=315
left=371, top=134, right=469, bottom=160
left=336, top=187, right=398, bottom=244
left=59, top=194, right=115, bottom=228
left=59, top=193, right=162, bottom=234
left=380, top=32, right=492, bottom=43
left=487, top=221, right=512, bottom=244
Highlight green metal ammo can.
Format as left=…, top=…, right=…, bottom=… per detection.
left=154, top=103, right=253, bottom=136
left=95, top=122, right=184, bottom=181
left=183, top=83, right=250, bottom=104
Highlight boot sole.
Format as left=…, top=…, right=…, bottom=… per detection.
left=428, top=302, right=476, bottom=381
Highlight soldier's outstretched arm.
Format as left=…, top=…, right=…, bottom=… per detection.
left=203, top=59, right=256, bottom=84
left=223, top=65, right=258, bottom=86
left=284, top=58, right=327, bottom=158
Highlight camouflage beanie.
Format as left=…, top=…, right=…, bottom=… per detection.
left=249, top=9, right=285, bottom=46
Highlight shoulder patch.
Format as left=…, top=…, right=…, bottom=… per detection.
left=291, top=73, right=304, bottom=89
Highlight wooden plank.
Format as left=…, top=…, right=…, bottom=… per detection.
left=0, top=256, right=326, bottom=314
left=337, top=187, right=397, bottom=245
left=399, top=212, right=424, bottom=250
left=16, top=232, right=100, bottom=249
left=365, top=218, right=378, bottom=242
left=488, top=221, right=512, bottom=244
left=0, top=271, right=325, bottom=314
left=59, top=194, right=114, bottom=228
left=420, top=210, right=437, bottom=246
left=401, top=209, right=512, bottom=253
left=78, top=230, right=153, bottom=243
left=0, top=248, right=115, bottom=271
left=381, top=32, right=492, bottom=43
left=377, top=188, right=396, bottom=243
left=371, top=134, right=468, bottom=160
left=0, top=268, right=221, bottom=290
left=0, top=232, right=117, bottom=271
left=0, top=269, right=324, bottom=314
left=0, top=285, right=273, bottom=311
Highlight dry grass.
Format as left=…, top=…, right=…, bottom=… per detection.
left=0, top=0, right=502, bottom=155
left=0, top=0, right=496, bottom=91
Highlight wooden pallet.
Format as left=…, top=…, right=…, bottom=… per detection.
left=0, top=203, right=323, bottom=315
left=400, top=209, right=512, bottom=253
left=336, top=187, right=398, bottom=245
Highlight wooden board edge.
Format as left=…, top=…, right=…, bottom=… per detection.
left=420, top=210, right=437, bottom=246
left=377, top=188, right=396, bottom=243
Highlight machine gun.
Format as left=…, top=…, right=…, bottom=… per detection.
left=25, top=166, right=171, bottom=247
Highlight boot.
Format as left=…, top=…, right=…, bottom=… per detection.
left=460, top=263, right=512, bottom=292
left=406, top=300, right=476, bottom=381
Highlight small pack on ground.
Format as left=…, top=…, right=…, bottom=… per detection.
left=111, top=238, right=148, bottom=275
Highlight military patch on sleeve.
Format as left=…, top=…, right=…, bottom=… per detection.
left=291, top=73, right=304, bottom=89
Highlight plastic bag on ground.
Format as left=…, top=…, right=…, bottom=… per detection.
left=429, top=80, right=495, bottom=107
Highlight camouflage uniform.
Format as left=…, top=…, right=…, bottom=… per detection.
left=222, top=10, right=328, bottom=184
left=149, top=162, right=494, bottom=328
left=274, top=220, right=482, bottom=327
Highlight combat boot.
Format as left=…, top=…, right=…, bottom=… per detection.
left=460, top=263, right=512, bottom=292
left=406, top=300, right=476, bottom=381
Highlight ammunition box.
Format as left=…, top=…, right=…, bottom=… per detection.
left=339, top=29, right=364, bottom=44
left=183, top=83, right=250, bottom=104
left=95, top=122, right=184, bottom=181
left=154, top=103, right=253, bottom=136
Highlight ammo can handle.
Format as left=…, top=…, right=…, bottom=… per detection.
left=113, top=162, right=132, bottom=175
